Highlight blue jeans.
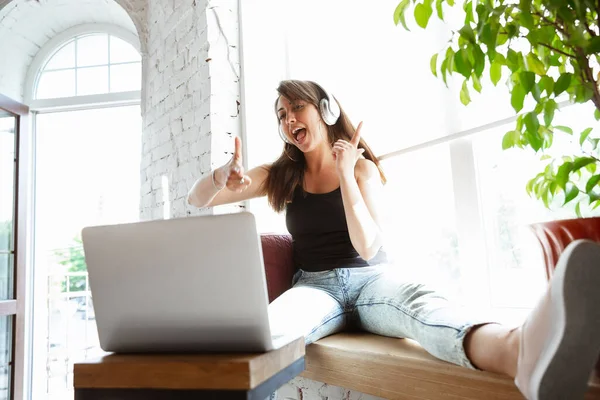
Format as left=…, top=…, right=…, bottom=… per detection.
left=268, top=264, right=490, bottom=369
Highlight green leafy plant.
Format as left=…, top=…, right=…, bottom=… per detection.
left=395, top=0, right=600, bottom=215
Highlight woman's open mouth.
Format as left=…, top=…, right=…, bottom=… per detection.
left=293, top=127, right=307, bottom=144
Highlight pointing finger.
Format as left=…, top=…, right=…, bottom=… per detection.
left=233, top=136, right=243, bottom=163
left=350, top=121, right=362, bottom=146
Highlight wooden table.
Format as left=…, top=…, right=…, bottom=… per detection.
left=73, top=337, right=305, bottom=400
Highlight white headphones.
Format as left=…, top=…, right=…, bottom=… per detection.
left=316, top=83, right=341, bottom=126
left=279, top=82, right=341, bottom=144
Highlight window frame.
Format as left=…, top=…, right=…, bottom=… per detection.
left=0, top=93, right=30, bottom=400
left=23, top=24, right=142, bottom=400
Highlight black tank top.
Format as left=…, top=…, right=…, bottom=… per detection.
left=286, top=186, right=388, bottom=272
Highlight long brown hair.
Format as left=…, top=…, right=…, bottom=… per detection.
left=264, top=80, right=386, bottom=212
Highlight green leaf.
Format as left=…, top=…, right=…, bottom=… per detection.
left=516, top=114, right=524, bottom=131
left=539, top=76, right=554, bottom=96
left=564, top=183, right=579, bottom=205
left=507, top=24, right=519, bottom=38
left=573, top=157, right=596, bottom=171
left=520, top=71, right=535, bottom=93
left=511, top=85, right=526, bottom=113
left=526, top=177, right=536, bottom=195
left=436, top=0, right=444, bottom=19
left=440, top=58, right=449, bottom=85
left=507, top=49, right=520, bottom=72
left=459, top=25, right=476, bottom=44
left=502, top=130, right=520, bottom=149
left=472, top=45, right=486, bottom=77
left=520, top=11, right=534, bottom=29
left=464, top=0, right=473, bottom=24
left=554, top=125, right=574, bottom=135
left=585, top=37, right=600, bottom=55
left=556, top=161, right=574, bottom=189
left=558, top=5, right=576, bottom=24
left=393, top=0, right=411, bottom=26
left=497, top=29, right=509, bottom=46
left=586, top=174, right=600, bottom=193
left=472, top=73, right=482, bottom=92
left=543, top=126, right=553, bottom=148
left=541, top=182, right=550, bottom=208
left=580, top=127, right=593, bottom=145
left=544, top=99, right=557, bottom=126
left=554, top=73, right=572, bottom=96
left=575, top=202, right=583, bottom=217
left=430, top=53, right=438, bottom=77
left=414, top=2, right=433, bottom=28
left=526, top=53, right=546, bottom=75
left=490, top=61, right=502, bottom=85
left=454, top=49, right=473, bottom=78
left=445, top=47, right=455, bottom=71
left=524, top=113, right=542, bottom=151
left=575, top=85, right=594, bottom=103
left=447, top=0, right=454, bottom=5
left=531, top=83, right=542, bottom=102
left=480, top=24, right=498, bottom=48
left=595, top=109, right=600, bottom=121
left=460, top=80, right=471, bottom=105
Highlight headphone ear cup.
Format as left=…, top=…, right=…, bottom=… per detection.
left=317, top=87, right=340, bottom=126
left=320, top=98, right=337, bottom=126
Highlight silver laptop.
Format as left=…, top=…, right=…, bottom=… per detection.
left=81, top=212, right=290, bottom=353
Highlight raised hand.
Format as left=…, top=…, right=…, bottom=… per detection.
left=332, top=121, right=365, bottom=179
left=214, top=137, right=252, bottom=192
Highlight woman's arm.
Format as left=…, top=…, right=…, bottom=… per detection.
left=187, top=137, right=270, bottom=208
left=339, top=159, right=384, bottom=261
left=332, top=122, right=384, bottom=260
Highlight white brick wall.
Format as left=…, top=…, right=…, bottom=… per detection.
left=278, top=377, right=386, bottom=400
left=141, top=0, right=243, bottom=220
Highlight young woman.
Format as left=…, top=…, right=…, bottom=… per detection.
left=188, top=79, right=600, bottom=399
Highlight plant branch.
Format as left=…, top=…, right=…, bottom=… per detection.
left=576, top=48, right=600, bottom=111
left=582, top=149, right=600, bottom=163
left=539, top=42, right=576, bottom=58
left=582, top=15, right=597, bottom=37
left=533, top=11, right=569, bottom=37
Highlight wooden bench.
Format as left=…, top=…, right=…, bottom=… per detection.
left=302, top=333, right=600, bottom=399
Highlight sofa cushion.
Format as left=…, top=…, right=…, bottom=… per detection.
left=260, top=234, right=295, bottom=302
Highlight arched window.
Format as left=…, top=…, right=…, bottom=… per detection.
left=35, top=33, right=141, bottom=99
left=26, top=25, right=143, bottom=400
